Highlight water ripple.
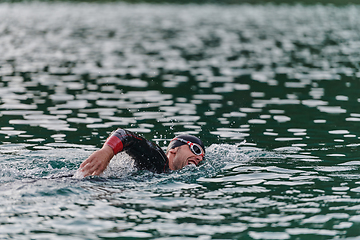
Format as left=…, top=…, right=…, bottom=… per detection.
left=1, top=2, right=360, bottom=239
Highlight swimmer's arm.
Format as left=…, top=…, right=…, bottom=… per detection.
left=79, top=144, right=114, bottom=177
left=79, top=129, right=136, bottom=177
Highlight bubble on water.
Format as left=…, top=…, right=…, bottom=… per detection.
left=0, top=129, right=26, bottom=136
left=264, top=131, right=278, bottom=136
left=50, top=94, right=75, bottom=102
left=248, top=119, right=266, bottom=124
left=345, top=117, right=360, bottom=122
left=55, top=100, right=89, bottom=109
left=275, top=137, right=303, bottom=142
left=336, top=95, right=349, bottom=101
left=302, top=99, right=328, bottom=107
left=210, top=128, right=249, bottom=139
left=329, top=130, right=350, bottom=135
left=67, top=117, right=102, bottom=124
left=249, top=231, right=290, bottom=240
left=314, top=119, right=326, bottom=123
left=318, top=106, right=346, bottom=114
left=288, top=128, right=306, bottom=133
left=274, top=115, right=291, bottom=123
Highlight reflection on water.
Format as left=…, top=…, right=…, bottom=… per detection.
left=1, top=2, right=360, bottom=239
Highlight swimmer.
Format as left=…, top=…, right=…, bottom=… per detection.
left=79, top=128, right=205, bottom=177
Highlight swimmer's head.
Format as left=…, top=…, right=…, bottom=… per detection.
left=166, top=134, right=205, bottom=157
left=166, top=134, right=205, bottom=170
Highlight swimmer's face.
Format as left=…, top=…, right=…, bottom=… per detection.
left=167, top=145, right=204, bottom=170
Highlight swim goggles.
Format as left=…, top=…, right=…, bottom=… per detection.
left=172, top=137, right=205, bottom=158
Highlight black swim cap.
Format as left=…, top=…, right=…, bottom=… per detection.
left=166, top=134, right=205, bottom=155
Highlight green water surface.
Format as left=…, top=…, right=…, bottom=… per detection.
left=1, top=2, right=360, bottom=239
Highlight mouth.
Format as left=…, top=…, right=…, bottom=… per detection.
left=187, top=159, right=197, bottom=166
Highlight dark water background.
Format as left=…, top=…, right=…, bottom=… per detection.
left=1, top=2, right=360, bottom=239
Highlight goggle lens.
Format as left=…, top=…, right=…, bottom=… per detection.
left=191, top=144, right=202, bottom=155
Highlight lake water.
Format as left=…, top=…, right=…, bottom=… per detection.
left=1, top=2, right=360, bottom=239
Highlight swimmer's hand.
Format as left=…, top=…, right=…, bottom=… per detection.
left=79, top=144, right=114, bottom=177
